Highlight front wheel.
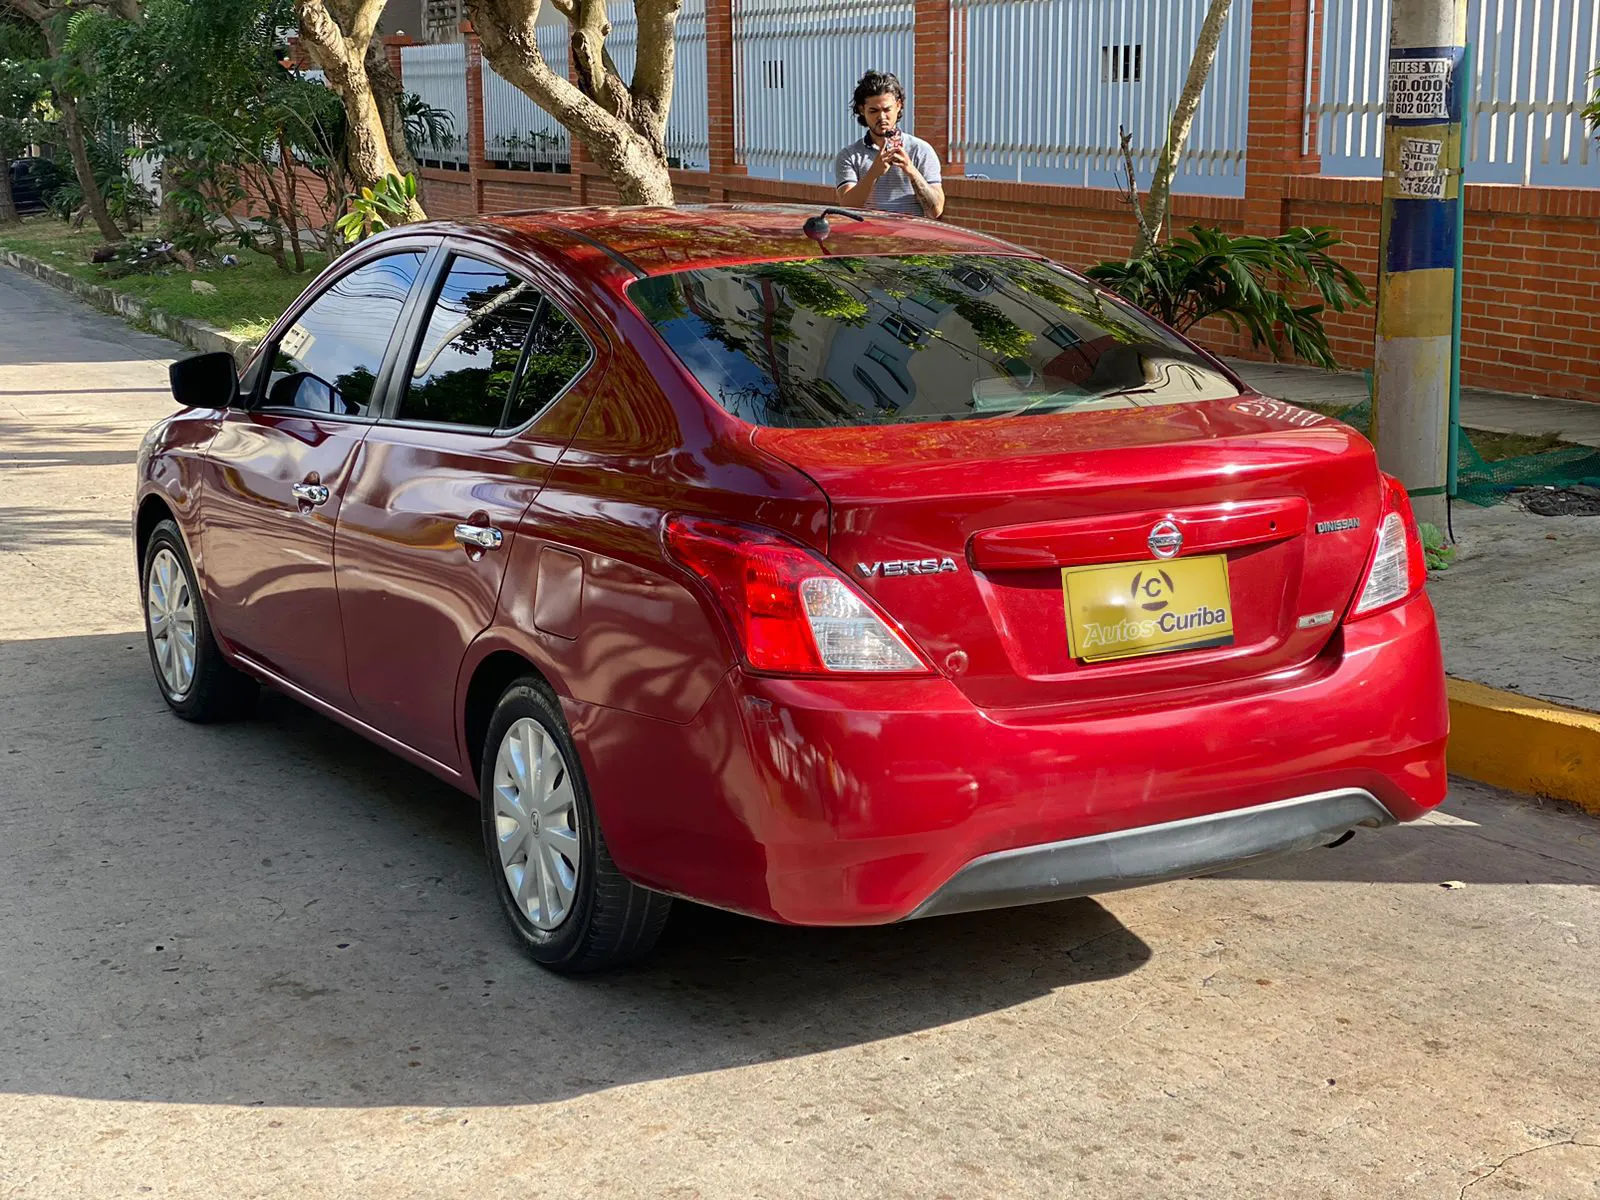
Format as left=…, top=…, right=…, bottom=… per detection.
left=479, top=680, right=671, bottom=972
left=141, top=518, right=257, bottom=722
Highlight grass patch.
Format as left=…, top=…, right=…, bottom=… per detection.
left=0, top=215, right=326, bottom=344
left=1465, top=429, right=1571, bottom=462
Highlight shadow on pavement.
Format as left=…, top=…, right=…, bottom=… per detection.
left=2, top=633, right=1594, bottom=1110
left=0, top=633, right=1150, bottom=1109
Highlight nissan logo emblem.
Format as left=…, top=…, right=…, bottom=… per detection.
left=1148, top=520, right=1183, bottom=559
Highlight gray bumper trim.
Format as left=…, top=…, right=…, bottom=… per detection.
left=908, top=788, right=1395, bottom=920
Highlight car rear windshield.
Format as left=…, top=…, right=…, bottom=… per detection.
left=627, top=254, right=1239, bottom=428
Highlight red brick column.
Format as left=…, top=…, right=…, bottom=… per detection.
left=1242, top=0, right=1321, bottom=235
left=383, top=33, right=415, bottom=83
left=463, top=24, right=487, bottom=214
left=705, top=0, right=744, bottom=190
left=912, top=0, right=959, bottom=175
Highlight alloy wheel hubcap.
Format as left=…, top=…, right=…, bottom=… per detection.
left=146, top=547, right=197, bottom=699
left=493, top=717, right=581, bottom=931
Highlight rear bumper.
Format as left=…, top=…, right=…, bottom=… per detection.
left=571, top=591, right=1447, bottom=925
left=909, top=788, right=1394, bottom=919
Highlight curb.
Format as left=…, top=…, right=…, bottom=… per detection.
left=1, top=248, right=255, bottom=365
left=1448, top=678, right=1600, bottom=814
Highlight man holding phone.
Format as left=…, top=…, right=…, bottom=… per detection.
left=833, top=70, right=945, bottom=219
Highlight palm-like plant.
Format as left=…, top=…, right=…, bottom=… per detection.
left=1087, top=224, right=1368, bottom=371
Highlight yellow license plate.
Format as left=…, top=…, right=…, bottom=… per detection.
left=1063, top=555, right=1235, bottom=663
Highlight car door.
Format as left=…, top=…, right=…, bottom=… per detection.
left=334, top=243, right=599, bottom=768
left=200, top=245, right=433, bottom=707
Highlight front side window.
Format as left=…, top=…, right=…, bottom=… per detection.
left=628, top=255, right=1239, bottom=429
left=400, top=256, right=546, bottom=428
left=264, top=251, right=426, bottom=416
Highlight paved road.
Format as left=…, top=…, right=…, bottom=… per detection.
left=2, top=266, right=1597, bottom=1199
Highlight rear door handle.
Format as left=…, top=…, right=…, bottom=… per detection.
left=454, top=522, right=504, bottom=552
left=291, top=481, right=330, bottom=506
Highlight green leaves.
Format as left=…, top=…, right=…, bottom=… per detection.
left=1086, top=225, right=1369, bottom=371
left=335, top=172, right=418, bottom=243
left=1418, top=522, right=1456, bottom=571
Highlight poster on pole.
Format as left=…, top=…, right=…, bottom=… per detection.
left=1388, top=58, right=1452, bottom=120
left=1397, top=137, right=1445, bottom=199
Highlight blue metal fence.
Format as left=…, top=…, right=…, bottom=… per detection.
left=1312, top=0, right=1600, bottom=186
left=949, top=0, right=1253, bottom=196
left=733, top=0, right=917, bottom=181
left=400, top=42, right=470, bottom=167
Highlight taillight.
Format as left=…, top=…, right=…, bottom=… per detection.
left=1347, top=473, right=1428, bottom=620
left=663, top=514, right=931, bottom=675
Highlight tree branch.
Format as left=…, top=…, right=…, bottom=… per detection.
left=568, top=0, right=632, bottom=121
left=468, top=0, right=676, bottom=204
left=1115, top=126, right=1154, bottom=252
left=469, top=0, right=617, bottom=140
left=630, top=0, right=681, bottom=146
left=342, top=0, right=387, bottom=55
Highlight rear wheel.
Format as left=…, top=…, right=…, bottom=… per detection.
left=141, top=518, right=257, bottom=722
left=479, top=680, right=670, bottom=972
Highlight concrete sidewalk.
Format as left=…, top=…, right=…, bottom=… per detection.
left=1229, top=358, right=1600, bottom=447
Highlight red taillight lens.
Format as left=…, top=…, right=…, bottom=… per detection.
left=1347, top=473, right=1428, bottom=620
left=663, top=514, right=931, bottom=676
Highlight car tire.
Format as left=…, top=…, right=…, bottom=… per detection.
left=479, top=679, right=671, bottom=973
left=141, top=518, right=258, bottom=722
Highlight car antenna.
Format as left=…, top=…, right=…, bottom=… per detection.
left=803, top=207, right=866, bottom=250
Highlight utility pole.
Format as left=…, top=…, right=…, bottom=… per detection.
left=1369, top=0, right=1469, bottom=529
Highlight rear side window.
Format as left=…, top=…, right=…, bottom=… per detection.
left=503, top=302, right=590, bottom=428
left=627, top=255, right=1238, bottom=428
left=400, top=255, right=545, bottom=428
left=265, top=251, right=426, bottom=416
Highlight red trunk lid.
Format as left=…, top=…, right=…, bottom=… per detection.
left=756, top=397, right=1382, bottom=711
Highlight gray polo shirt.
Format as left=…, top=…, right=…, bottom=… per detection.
left=832, top=132, right=942, bottom=216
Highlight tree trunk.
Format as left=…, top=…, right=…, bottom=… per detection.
left=1136, top=0, right=1233, bottom=257
left=294, top=0, right=426, bottom=222
left=0, top=159, right=17, bottom=224
left=365, top=39, right=420, bottom=180
left=57, top=91, right=123, bottom=243
left=572, top=115, right=674, bottom=205
left=279, top=131, right=307, bottom=272
left=157, top=157, right=209, bottom=240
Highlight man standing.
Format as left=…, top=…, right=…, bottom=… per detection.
left=833, top=70, right=945, bottom=219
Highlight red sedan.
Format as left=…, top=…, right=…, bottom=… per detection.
left=134, top=206, right=1447, bottom=971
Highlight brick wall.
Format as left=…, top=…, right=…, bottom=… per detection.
left=1285, top=177, right=1600, bottom=400
left=401, top=4, right=1600, bottom=403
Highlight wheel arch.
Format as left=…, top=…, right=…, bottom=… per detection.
left=460, top=643, right=562, bottom=784
left=134, top=492, right=178, bottom=569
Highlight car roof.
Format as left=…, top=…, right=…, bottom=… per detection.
left=434, top=204, right=1040, bottom=287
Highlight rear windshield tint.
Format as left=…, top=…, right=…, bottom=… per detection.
left=628, top=254, right=1238, bottom=429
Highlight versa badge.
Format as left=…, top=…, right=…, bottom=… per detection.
left=858, top=558, right=960, bottom=578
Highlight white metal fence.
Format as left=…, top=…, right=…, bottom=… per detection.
left=607, top=0, right=712, bottom=168
left=733, top=0, right=916, bottom=180
left=482, top=25, right=573, bottom=170
left=949, top=0, right=1253, bottom=195
left=1312, top=0, right=1600, bottom=186
left=401, top=42, right=470, bottom=167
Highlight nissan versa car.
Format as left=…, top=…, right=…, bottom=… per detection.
left=134, top=206, right=1448, bottom=972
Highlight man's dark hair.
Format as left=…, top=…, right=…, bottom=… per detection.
left=851, top=70, right=907, bottom=127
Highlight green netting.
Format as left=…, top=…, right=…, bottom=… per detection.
left=1316, top=395, right=1600, bottom=508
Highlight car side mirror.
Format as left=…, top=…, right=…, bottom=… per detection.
left=169, top=351, right=241, bottom=410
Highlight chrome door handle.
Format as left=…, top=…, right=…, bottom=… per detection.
left=291, top=482, right=330, bottom=506
left=454, top=523, right=504, bottom=551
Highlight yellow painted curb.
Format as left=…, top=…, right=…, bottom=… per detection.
left=1448, top=678, right=1600, bottom=814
